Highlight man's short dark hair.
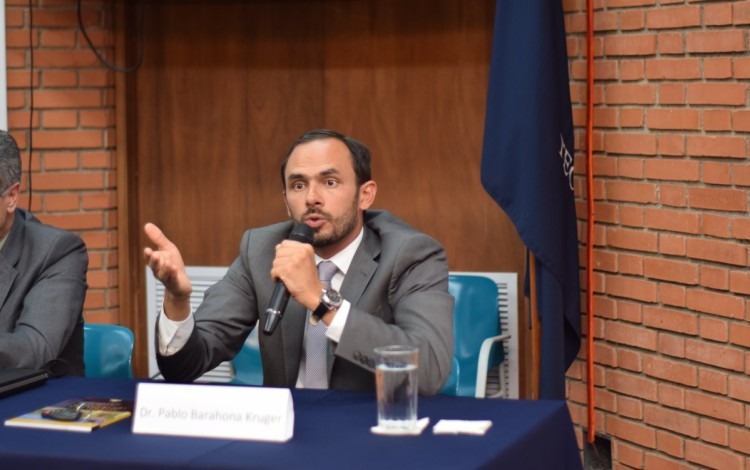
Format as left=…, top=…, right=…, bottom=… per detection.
left=0, top=130, right=21, bottom=195
left=280, top=129, right=372, bottom=188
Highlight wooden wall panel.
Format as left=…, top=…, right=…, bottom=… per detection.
left=125, top=0, right=526, bottom=382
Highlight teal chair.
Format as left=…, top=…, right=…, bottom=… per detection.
left=230, top=323, right=263, bottom=385
left=83, top=324, right=134, bottom=378
left=439, top=274, right=510, bottom=398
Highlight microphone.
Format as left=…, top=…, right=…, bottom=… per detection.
left=263, top=223, right=315, bottom=335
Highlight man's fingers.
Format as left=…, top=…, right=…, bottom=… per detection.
left=144, top=222, right=173, bottom=250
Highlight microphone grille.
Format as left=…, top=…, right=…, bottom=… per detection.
left=289, top=223, right=314, bottom=244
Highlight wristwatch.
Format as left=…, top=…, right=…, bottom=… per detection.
left=310, top=287, right=343, bottom=325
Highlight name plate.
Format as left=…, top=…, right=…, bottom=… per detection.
left=132, top=382, right=294, bottom=442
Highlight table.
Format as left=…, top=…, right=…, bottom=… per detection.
left=0, top=377, right=582, bottom=469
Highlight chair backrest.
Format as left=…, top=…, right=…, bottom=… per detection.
left=83, top=324, right=134, bottom=378
left=439, top=274, right=503, bottom=397
left=230, top=323, right=263, bottom=386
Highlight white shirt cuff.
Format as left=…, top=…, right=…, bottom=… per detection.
left=157, top=306, right=195, bottom=356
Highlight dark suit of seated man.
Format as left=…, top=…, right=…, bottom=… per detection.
left=145, top=129, right=454, bottom=395
left=0, top=130, right=88, bottom=376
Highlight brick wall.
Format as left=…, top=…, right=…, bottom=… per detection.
left=5, top=0, right=118, bottom=324
left=565, top=0, right=750, bottom=468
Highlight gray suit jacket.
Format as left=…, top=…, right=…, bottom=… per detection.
left=158, top=210, right=454, bottom=394
left=0, top=208, right=88, bottom=375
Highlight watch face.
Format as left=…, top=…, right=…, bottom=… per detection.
left=324, top=288, right=343, bottom=307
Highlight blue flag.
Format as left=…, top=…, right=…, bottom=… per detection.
left=480, top=0, right=581, bottom=399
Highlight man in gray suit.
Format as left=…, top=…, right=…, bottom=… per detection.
left=145, top=129, right=453, bottom=394
left=0, top=130, right=88, bottom=375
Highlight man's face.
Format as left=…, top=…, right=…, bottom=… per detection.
left=283, top=138, right=376, bottom=259
left=0, top=182, right=20, bottom=241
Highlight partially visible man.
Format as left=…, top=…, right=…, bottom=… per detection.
left=145, top=129, right=454, bottom=394
left=0, top=130, right=88, bottom=375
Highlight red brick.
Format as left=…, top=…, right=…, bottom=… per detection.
left=656, top=32, right=684, bottom=54
left=659, top=333, right=686, bottom=358
left=699, top=265, right=729, bottom=290
left=703, top=109, right=732, bottom=132
left=698, top=316, right=729, bottom=342
left=42, top=152, right=79, bottom=171
left=686, top=238, right=746, bottom=266
left=614, top=441, right=645, bottom=468
left=34, top=90, right=102, bottom=109
left=39, top=212, right=103, bottom=231
left=620, top=108, right=645, bottom=127
left=26, top=172, right=104, bottom=191
left=32, top=49, right=99, bottom=68
left=646, top=108, right=699, bottom=130
left=737, top=57, right=750, bottom=78
left=644, top=258, right=698, bottom=285
left=617, top=158, right=644, bottom=179
left=618, top=253, right=644, bottom=276
left=728, top=375, right=750, bottom=403
left=643, top=305, right=697, bottom=335
left=620, top=60, right=646, bottom=81
left=33, top=10, right=100, bottom=28
left=39, top=29, right=76, bottom=47
left=699, top=419, right=728, bottom=446
left=698, top=368, right=728, bottom=395
left=705, top=3, right=733, bottom=26
left=704, top=57, right=733, bottom=79
left=43, top=193, right=79, bottom=211
left=604, top=84, right=656, bottom=105
left=729, top=426, right=750, bottom=456
left=687, top=83, right=746, bottom=106
left=646, top=6, right=701, bottom=29
left=643, top=355, right=697, bottom=386
left=604, top=33, right=658, bottom=56
left=732, top=163, right=750, bottom=186
left=606, top=319, right=658, bottom=349
left=657, top=134, right=685, bottom=156
left=620, top=206, right=645, bottom=227
left=646, top=58, right=702, bottom=80
left=729, top=271, right=750, bottom=295
left=655, top=430, right=686, bottom=460
left=701, top=213, right=731, bottom=239
left=644, top=403, right=699, bottom=437
left=643, top=207, right=699, bottom=234
left=658, top=83, right=687, bottom=106
left=701, top=161, right=731, bottom=185
left=686, top=30, right=746, bottom=53
left=689, top=187, right=747, bottom=212
left=42, top=110, right=79, bottom=129
left=607, top=227, right=658, bottom=252
left=685, top=338, right=744, bottom=371
left=605, top=414, right=657, bottom=448
left=605, top=181, right=657, bottom=203
left=31, top=130, right=104, bottom=150
left=687, top=136, right=746, bottom=158
left=735, top=1, right=750, bottom=24
left=606, top=370, right=656, bottom=400
left=41, top=70, right=78, bottom=88
left=644, top=453, right=691, bottom=469
left=620, top=10, right=645, bottom=31
left=659, top=184, right=687, bottom=207
left=685, top=389, right=744, bottom=424
left=618, top=395, right=644, bottom=420
left=659, top=283, right=686, bottom=307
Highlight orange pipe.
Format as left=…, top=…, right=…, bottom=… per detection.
left=585, top=0, right=596, bottom=444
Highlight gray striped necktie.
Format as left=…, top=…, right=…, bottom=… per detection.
left=304, top=260, right=337, bottom=389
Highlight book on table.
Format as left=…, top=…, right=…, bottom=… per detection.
left=4, top=397, right=134, bottom=432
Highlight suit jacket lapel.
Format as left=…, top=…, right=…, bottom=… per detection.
left=340, top=226, right=379, bottom=302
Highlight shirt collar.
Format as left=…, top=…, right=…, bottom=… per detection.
left=314, top=226, right=364, bottom=276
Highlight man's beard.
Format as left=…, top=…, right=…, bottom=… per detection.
left=307, top=197, right=360, bottom=249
